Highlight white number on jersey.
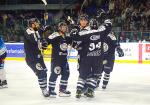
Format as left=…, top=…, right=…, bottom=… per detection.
left=89, top=42, right=109, bottom=52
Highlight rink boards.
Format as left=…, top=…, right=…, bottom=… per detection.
left=5, top=43, right=150, bottom=64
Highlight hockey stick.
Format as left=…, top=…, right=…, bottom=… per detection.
left=41, top=0, right=47, bottom=6
left=67, top=0, right=87, bottom=60
left=116, top=31, right=121, bottom=46
left=41, top=0, right=48, bottom=26
left=38, top=0, right=48, bottom=56
left=80, top=0, right=87, bottom=14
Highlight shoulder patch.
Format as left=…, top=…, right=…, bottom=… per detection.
left=108, top=33, right=117, bottom=40
left=104, top=19, right=112, bottom=25
left=98, top=25, right=106, bottom=32
left=26, top=28, right=35, bottom=35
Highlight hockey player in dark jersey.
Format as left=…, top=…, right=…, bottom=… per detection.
left=96, top=32, right=124, bottom=89
left=71, top=13, right=112, bottom=98
left=87, top=14, right=124, bottom=90
left=0, top=36, right=7, bottom=88
left=24, top=18, right=49, bottom=97
left=71, top=15, right=93, bottom=97
left=46, top=22, right=72, bottom=97
left=71, top=14, right=90, bottom=71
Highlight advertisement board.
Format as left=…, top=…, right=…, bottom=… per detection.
left=142, top=43, right=150, bottom=63
left=6, top=43, right=25, bottom=58
left=5, top=43, right=150, bottom=64
left=115, top=43, right=139, bottom=63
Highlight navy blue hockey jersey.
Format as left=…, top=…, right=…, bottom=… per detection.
left=24, top=28, right=43, bottom=62
left=103, top=33, right=118, bottom=56
left=47, top=32, right=72, bottom=62
left=72, top=19, right=112, bottom=58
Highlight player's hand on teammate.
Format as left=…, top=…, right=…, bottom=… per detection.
left=116, top=46, right=124, bottom=57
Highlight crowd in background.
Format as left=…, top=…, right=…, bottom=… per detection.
left=0, top=0, right=150, bottom=42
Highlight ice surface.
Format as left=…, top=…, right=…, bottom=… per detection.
left=0, top=61, right=150, bottom=105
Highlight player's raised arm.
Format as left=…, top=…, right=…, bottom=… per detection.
left=78, top=9, right=112, bottom=37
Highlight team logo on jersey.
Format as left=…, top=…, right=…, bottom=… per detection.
left=90, top=35, right=100, bottom=41
left=103, top=42, right=109, bottom=52
left=103, top=60, right=108, bottom=64
left=36, top=63, right=43, bottom=70
left=60, top=43, right=68, bottom=51
left=54, top=66, right=61, bottom=74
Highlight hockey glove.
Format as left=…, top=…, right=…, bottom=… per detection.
left=116, top=47, right=124, bottom=57
left=41, top=39, right=48, bottom=50
left=70, top=28, right=79, bottom=37
left=97, top=9, right=106, bottom=20
left=97, top=9, right=111, bottom=24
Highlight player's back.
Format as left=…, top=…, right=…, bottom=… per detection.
left=81, top=31, right=101, bottom=58
left=78, top=20, right=112, bottom=58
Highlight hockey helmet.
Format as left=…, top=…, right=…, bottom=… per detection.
left=58, top=22, right=68, bottom=31
left=78, top=14, right=89, bottom=21
left=28, top=18, right=40, bottom=27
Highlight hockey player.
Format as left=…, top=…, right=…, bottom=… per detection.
left=87, top=13, right=124, bottom=90
left=71, top=13, right=112, bottom=98
left=96, top=32, right=124, bottom=89
left=46, top=22, right=72, bottom=97
left=71, top=14, right=92, bottom=96
left=71, top=14, right=90, bottom=71
left=0, top=36, right=7, bottom=88
left=24, top=18, right=49, bottom=97
left=88, top=18, right=124, bottom=89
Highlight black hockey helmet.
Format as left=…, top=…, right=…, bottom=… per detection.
left=58, top=21, right=68, bottom=31
left=28, top=18, right=40, bottom=27
left=89, top=18, right=99, bottom=30
left=78, top=14, right=89, bottom=21
left=58, top=21, right=67, bottom=27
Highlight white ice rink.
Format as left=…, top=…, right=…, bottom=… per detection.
left=0, top=60, right=150, bottom=105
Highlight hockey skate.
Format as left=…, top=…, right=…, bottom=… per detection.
left=41, top=89, right=49, bottom=97
left=76, top=89, right=82, bottom=98
left=83, top=88, right=88, bottom=96
left=96, top=80, right=100, bottom=88
left=102, top=85, right=107, bottom=89
left=85, top=88, right=94, bottom=98
left=49, top=90, right=57, bottom=98
left=0, top=80, right=8, bottom=88
left=59, top=90, right=71, bottom=97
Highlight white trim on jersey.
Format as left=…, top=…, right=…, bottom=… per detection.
left=26, top=28, right=35, bottom=35
left=48, top=32, right=60, bottom=39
